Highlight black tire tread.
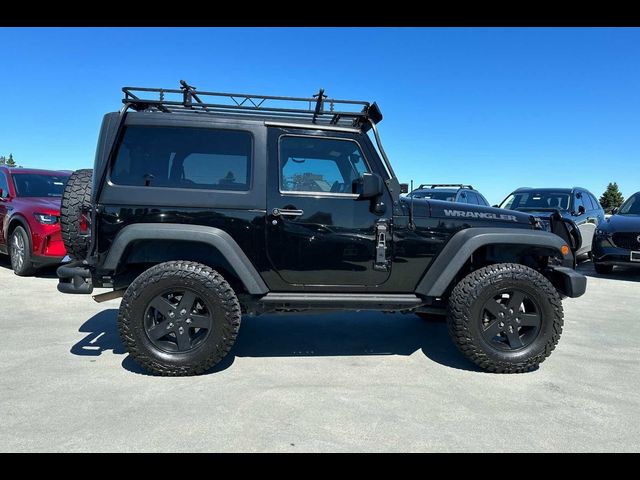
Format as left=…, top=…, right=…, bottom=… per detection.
left=447, top=263, right=564, bottom=373
left=594, top=263, right=614, bottom=275
left=117, top=261, right=241, bottom=376
left=60, top=169, right=93, bottom=260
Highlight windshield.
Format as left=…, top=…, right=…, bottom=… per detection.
left=12, top=174, right=69, bottom=197
left=409, top=190, right=456, bottom=202
left=618, top=193, right=640, bottom=215
left=500, top=191, right=571, bottom=211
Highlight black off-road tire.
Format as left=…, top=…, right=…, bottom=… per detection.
left=9, top=226, right=36, bottom=276
left=594, top=263, right=614, bottom=275
left=118, top=261, right=241, bottom=376
left=447, top=263, right=564, bottom=373
left=60, top=169, right=92, bottom=260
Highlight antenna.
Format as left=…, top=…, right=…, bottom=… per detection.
left=409, top=179, right=416, bottom=230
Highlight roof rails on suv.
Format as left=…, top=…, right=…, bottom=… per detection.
left=417, top=184, right=475, bottom=190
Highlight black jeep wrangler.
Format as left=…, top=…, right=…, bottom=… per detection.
left=57, top=81, right=586, bottom=376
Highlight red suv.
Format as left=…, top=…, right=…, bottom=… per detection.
left=0, top=167, right=71, bottom=275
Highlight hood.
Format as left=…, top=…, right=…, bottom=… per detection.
left=602, top=214, right=640, bottom=232
left=401, top=198, right=533, bottom=225
left=16, top=196, right=62, bottom=214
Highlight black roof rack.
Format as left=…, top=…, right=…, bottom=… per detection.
left=416, top=184, right=474, bottom=190
left=121, top=80, right=383, bottom=130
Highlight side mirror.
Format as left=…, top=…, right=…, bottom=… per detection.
left=0, top=188, right=5, bottom=201
left=399, top=183, right=409, bottom=194
left=353, top=172, right=384, bottom=200
left=611, top=207, right=619, bottom=215
left=492, top=204, right=499, bottom=208
left=577, top=205, right=586, bottom=215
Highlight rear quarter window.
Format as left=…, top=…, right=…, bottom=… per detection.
left=111, top=126, right=252, bottom=191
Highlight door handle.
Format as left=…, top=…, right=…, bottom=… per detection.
left=272, top=208, right=304, bottom=217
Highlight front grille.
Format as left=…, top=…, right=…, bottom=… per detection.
left=612, top=232, right=640, bottom=250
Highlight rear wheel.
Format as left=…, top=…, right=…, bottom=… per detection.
left=118, top=261, right=241, bottom=376
left=594, top=263, right=614, bottom=275
left=9, top=226, right=36, bottom=276
left=447, top=263, right=563, bottom=373
left=60, top=169, right=93, bottom=260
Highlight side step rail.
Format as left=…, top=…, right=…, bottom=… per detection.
left=249, top=293, right=424, bottom=312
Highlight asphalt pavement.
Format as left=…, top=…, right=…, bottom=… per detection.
left=0, top=256, right=638, bottom=452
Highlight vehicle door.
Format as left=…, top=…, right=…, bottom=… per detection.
left=572, top=190, right=595, bottom=254
left=265, top=128, right=392, bottom=287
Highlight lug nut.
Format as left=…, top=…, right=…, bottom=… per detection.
left=186, top=318, right=192, bottom=324
left=180, top=309, right=187, bottom=316
left=168, top=311, right=175, bottom=318
left=499, top=322, right=504, bottom=328
left=178, top=326, right=184, bottom=335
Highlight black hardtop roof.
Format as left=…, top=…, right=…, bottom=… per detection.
left=121, top=80, right=382, bottom=131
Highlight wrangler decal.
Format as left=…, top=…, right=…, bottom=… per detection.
left=443, top=209, right=519, bottom=222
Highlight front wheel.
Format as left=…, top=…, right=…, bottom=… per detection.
left=447, top=263, right=564, bottom=373
left=118, top=261, right=241, bottom=376
left=594, top=263, right=614, bottom=275
left=9, top=226, right=36, bottom=276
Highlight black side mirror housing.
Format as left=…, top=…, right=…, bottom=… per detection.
left=578, top=205, right=586, bottom=215
left=354, top=173, right=384, bottom=200
left=399, top=183, right=409, bottom=194
left=611, top=207, right=619, bottom=215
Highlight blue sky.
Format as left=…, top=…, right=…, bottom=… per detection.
left=0, top=27, right=638, bottom=204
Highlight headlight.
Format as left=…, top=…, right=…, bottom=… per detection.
left=34, top=213, right=58, bottom=225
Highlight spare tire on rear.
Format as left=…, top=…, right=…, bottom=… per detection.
left=60, top=169, right=93, bottom=260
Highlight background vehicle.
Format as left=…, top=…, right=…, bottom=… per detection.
left=499, top=187, right=605, bottom=257
left=0, top=167, right=70, bottom=275
left=407, top=184, right=490, bottom=206
left=57, top=81, right=586, bottom=376
left=592, top=191, right=640, bottom=274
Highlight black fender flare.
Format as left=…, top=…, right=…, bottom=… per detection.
left=415, top=228, right=571, bottom=297
left=103, top=223, right=268, bottom=295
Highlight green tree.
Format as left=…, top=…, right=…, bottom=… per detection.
left=0, top=155, right=6, bottom=165
left=599, top=182, right=625, bottom=213
left=6, top=153, right=16, bottom=167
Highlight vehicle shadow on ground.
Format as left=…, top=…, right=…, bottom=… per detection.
left=69, top=309, right=481, bottom=375
left=0, top=255, right=61, bottom=279
left=577, top=260, right=640, bottom=283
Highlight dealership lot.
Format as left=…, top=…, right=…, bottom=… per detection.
left=0, top=257, right=638, bottom=452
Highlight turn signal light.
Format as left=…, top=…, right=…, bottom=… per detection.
left=561, top=245, right=570, bottom=256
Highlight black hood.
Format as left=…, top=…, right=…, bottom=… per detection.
left=601, top=214, right=640, bottom=232
left=400, top=198, right=533, bottom=225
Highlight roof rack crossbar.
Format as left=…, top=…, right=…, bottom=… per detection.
left=121, top=80, right=381, bottom=129
left=417, top=184, right=475, bottom=190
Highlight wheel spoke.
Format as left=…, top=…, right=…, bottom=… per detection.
left=188, top=313, right=211, bottom=330
left=508, top=291, right=525, bottom=312
left=175, top=328, right=191, bottom=351
left=519, top=313, right=541, bottom=327
left=505, top=330, right=524, bottom=349
left=484, top=299, right=505, bottom=318
left=177, top=291, right=197, bottom=314
left=148, top=319, right=172, bottom=340
left=482, top=319, right=503, bottom=339
left=149, top=297, right=176, bottom=317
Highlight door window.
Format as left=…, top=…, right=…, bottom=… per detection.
left=0, top=173, right=9, bottom=198
left=279, top=136, right=369, bottom=195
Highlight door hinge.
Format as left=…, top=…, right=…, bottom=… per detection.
left=374, top=221, right=389, bottom=271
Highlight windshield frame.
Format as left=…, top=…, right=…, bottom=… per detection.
left=618, top=193, right=640, bottom=216
left=11, top=173, right=70, bottom=198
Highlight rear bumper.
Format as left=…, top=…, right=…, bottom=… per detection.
left=57, top=262, right=93, bottom=294
left=548, top=266, right=587, bottom=298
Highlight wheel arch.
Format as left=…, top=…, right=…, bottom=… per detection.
left=105, top=223, right=268, bottom=295
left=415, top=228, right=571, bottom=298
